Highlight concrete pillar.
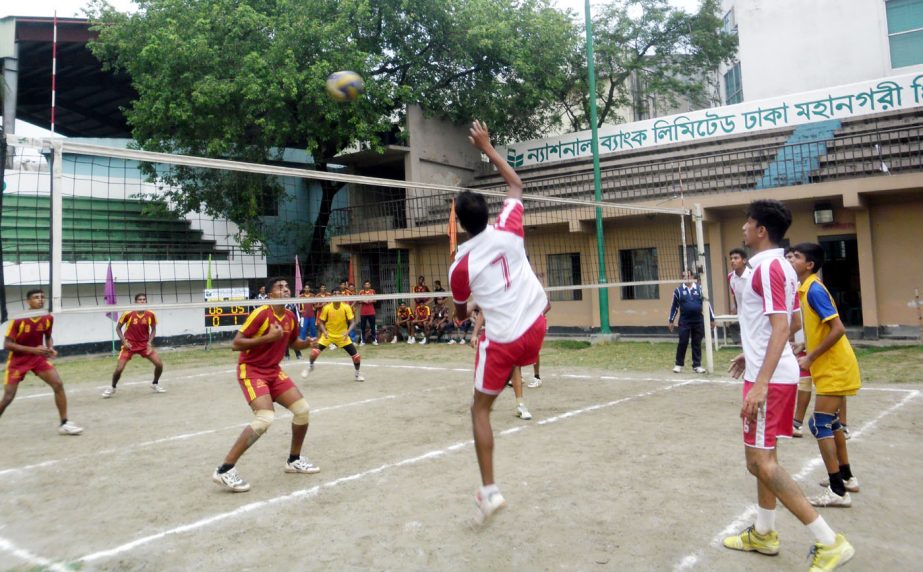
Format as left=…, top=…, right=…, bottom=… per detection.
left=853, top=207, right=879, bottom=339
left=2, top=44, right=19, bottom=167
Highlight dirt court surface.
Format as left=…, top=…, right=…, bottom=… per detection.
left=1, top=354, right=921, bottom=571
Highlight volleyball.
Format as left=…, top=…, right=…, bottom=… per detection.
left=326, top=71, right=365, bottom=102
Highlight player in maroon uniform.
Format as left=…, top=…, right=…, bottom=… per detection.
left=212, top=277, right=319, bottom=492
left=1, top=289, right=83, bottom=435
left=102, top=292, right=165, bottom=398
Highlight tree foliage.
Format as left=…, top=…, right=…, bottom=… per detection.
left=559, top=0, right=738, bottom=131
left=86, top=0, right=579, bottom=254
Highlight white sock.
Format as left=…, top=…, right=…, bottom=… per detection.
left=807, top=515, right=837, bottom=546
left=481, top=484, right=499, bottom=496
left=755, top=506, right=776, bottom=535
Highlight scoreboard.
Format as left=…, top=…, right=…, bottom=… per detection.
left=204, top=305, right=250, bottom=328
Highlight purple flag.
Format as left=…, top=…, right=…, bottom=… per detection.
left=294, top=255, right=303, bottom=295
left=105, top=262, right=118, bottom=322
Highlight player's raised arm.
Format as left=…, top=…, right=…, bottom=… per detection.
left=468, top=120, right=522, bottom=200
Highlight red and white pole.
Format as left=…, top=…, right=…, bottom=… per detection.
left=51, top=11, right=57, bottom=133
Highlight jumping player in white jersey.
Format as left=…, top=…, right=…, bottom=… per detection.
left=449, top=120, right=548, bottom=523
left=723, top=199, right=853, bottom=572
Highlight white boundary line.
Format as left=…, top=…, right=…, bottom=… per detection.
left=68, top=379, right=700, bottom=565
left=673, top=389, right=921, bottom=571
left=0, top=534, right=70, bottom=572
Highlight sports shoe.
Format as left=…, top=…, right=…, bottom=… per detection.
left=150, top=383, right=166, bottom=393
left=474, top=488, right=507, bottom=524
left=330, top=343, right=337, bottom=349
left=527, top=376, right=542, bottom=388
left=516, top=404, right=532, bottom=420
left=58, top=421, right=84, bottom=436
left=212, top=467, right=250, bottom=492
left=808, top=533, right=854, bottom=571
left=391, top=337, right=397, bottom=344
left=819, top=477, right=859, bottom=493
left=101, top=386, right=116, bottom=399
left=693, top=366, right=707, bottom=374
left=448, top=339, right=457, bottom=345
left=372, top=340, right=378, bottom=346
left=792, top=422, right=804, bottom=438
left=842, top=425, right=851, bottom=440
left=284, top=456, right=320, bottom=474
left=672, top=365, right=682, bottom=373
left=722, top=525, right=780, bottom=555
left=407, top=337, right=415, bottom=344
left=420, top=336, right=427, bottom=345
left=355, top=371, right=365, bottom=382
left=809, top=487, right=852, bottom=508
left=359, top=341, right=365, bottom=346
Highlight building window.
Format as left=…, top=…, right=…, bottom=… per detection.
left=887, top=0, right=923, bottom=68
left=547, top=253, right=582, bottom=301
left=722, top=9, right=737, bottom=35
left=620, top=248, right=659, bottom=300
left=724, top=62, right=743, bottom=105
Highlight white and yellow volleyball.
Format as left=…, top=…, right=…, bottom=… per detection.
left=325, top=71, right=365, bottom=102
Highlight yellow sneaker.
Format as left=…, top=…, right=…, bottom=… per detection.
left=723, top=525, right=780, bottom=555
left=808, top=533, right=854, bottom=571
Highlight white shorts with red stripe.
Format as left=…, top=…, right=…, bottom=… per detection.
left=474, top=315, right=546, bottom=395
left=742, top=380, right=797, bottom=449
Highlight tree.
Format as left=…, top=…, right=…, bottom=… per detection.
left=559, top=0, right=738, bottom=131
left=86, top=0, right=579, bottom=259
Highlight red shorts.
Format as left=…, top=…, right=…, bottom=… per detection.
left=473, top=315, right=546, bottom=395
left=742, top=381, right=797, bottom=449
left=4, top=355, right=54, bottom=386
left=118, top=343, right=155, bottom=362
left=237, top=364, right=295, bottom=403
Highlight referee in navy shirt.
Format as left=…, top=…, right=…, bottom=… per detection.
left=668, top=271, right=714, bottom=373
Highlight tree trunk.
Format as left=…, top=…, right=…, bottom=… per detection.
left=307, top=161, right=345, bottom=275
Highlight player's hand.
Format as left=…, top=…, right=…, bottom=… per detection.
left=741, top=382, right=767, bottom=421
left=468, top=120, right=491, bottom=151
left=797, top=353, right=813, bottom=371
left=791, top=342, right=805, bottom=355
left=265, top=323, right=284, bottom=342
left=38, top=347, right=55, bottom=358
left=470, top=336, right=479, bottom=349
left=668, top=322, right=675, bottom=333
left=728, top=353, right=745, bottom=379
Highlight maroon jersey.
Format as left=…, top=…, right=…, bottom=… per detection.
left=5, top=315, right=53, bottom=356
left=358, top=288, right=377, bottom=316
left=237, top=305, right=299, bottom=372
left=119, top=311, right=157, bottom=346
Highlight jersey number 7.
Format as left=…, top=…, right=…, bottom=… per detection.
left=490, top=254, right=512, bottom=290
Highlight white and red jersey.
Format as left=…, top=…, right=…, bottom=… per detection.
left=449, top=198, right=547, bottom=343
left=728, top=266, right=752, bottom=310
left=738, top=248, right=799, bottom=384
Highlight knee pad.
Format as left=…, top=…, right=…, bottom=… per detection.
left=808, top=411, right=837, bottom=439
left=352, top=353, right=361, bottom=364
left=287, top=398, right=310, bottom=426
left=310, top=348, right=321, bottom=360
left=250, top=409, right=274, bottom=436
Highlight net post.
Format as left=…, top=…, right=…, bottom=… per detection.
left=49, top=139, right=64, bottom=313
left=584, top=0, right=611, bottom=334
left=694, top=203, right=714, bottom=373
left=0, top=125, right=7, bottom=323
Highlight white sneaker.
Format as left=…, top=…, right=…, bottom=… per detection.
left=212, top=467, right=250, bottom=492
left=516, top=404, right=532, bottom=420
left=527, top=376, right=542, bottom=388
left=693, top=366, right=707, bottom=374
left=809, top=486, right=852, bottom=507
left=420, top=337, right=427, bottom=345
left=150, top=383, right=166, bottom=393
left=359, top=341, right=365, bottom=346
left=475, top=487, right=507, bottom=524
left=391, top=337, right=397, bottom=344
left=819, top=477, right=860, bottom=493
left=355, top=371, right=365, bottom=382
left=792, top=422, right=804, bottom=438
left=672, top=365, right=682, bottom=373
left=284, top=456, right=320, bottom=474
left=58, top=421, right=83, bottom=435
left=408, top=337, right=415, bottom=344
left=330, top=343, right=337, bottom=349
left=448, top=339, right=457, bottom=345
left=101, top=386, right=116, bottom=398
left=372, top=340, right=379, bottom=346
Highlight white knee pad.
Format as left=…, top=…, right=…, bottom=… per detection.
left=288, top=398, right=310, bottom=426
left=250, top=409, right=275, bottom=436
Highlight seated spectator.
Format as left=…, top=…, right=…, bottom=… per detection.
left=394, top=301, right=414, bottom=344
left=413, top=300, right=432, bottom=344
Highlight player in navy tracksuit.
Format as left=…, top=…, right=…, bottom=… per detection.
left=668, top=271, right=714, bottom=373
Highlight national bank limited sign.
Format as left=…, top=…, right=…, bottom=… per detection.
left=498, top=72, right=922, bottom=168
